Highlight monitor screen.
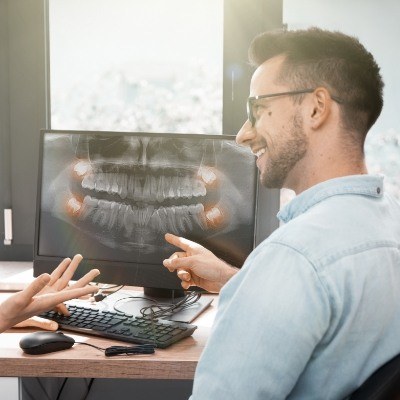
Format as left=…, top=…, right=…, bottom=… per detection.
left=34, top=130, right=260, bottom=293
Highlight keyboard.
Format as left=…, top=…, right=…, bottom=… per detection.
left=39, top=303, right=197, bottom=349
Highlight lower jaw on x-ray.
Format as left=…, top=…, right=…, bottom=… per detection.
left=40, top=133, right=256, bottom=266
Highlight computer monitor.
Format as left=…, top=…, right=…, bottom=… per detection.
left=33, top=130, right=279, bottom=298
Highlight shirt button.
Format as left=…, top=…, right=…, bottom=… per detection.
left=377, top=187, right=381, bottom=194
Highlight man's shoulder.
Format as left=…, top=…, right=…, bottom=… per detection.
left=265, top=192, right=400, bottom=270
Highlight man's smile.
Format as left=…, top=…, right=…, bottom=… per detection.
left=253, top=147, right=266, bottom=158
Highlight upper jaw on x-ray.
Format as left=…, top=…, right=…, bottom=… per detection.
left=45, top=134, right=251, bottom=256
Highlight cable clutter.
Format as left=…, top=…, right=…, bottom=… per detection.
left=76, top=341, right=155, bottom=357
left=113, top=290, right=202, bottom=319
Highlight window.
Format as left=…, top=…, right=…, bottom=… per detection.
left=49, top=0, right=223, bottom=134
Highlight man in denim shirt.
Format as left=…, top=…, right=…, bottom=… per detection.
left=164, top=28, right=400, bottom=399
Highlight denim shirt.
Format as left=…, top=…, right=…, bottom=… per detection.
left=190, top=175, right=400, bottom=400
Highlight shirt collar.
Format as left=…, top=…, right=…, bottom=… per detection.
left=277, top=175, right=384, bottom=224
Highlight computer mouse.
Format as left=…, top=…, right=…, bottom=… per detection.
left=19, top=331, right=75, bottom=355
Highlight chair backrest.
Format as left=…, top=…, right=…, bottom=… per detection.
left=349, top=353, right=400, bottom=400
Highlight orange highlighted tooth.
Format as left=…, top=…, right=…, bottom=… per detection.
left=205, top=205, right=226, bottom=229
left=66, top=196, right=82, bottom=217
left=198, top=166, right=217, bottom=187
left=73, top=160, right=92, bottom=178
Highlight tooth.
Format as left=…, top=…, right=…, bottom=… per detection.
left=92, top=205, right=102, bottom=225
left=167, top=177, right=174, bottom=199
left=123, top=205, right=134, bottom=236
left=119, top=173, right=128, bottom=199
left=176, top=205, right=192, bottom=232
left=81, top=174, right=95, bottom=190
left=110, top=173, right=119, bottom=195
left=108, top=201, right=120, bottom=230
left=156, top=175, right=164, bottom=203
left=189, top=203, right=207, bottom=230
left=182, top=206, right=193, bottom=231
left=198, top=166, right=217, bottom=186
left=166, top=206, right=180, bottom=234
left=136, top=208, right=144, bottom=226
left=181, top=176, right=191, bottom=198
left=95, top=173, right=107, bottom=192
left=131, top=205, right=140, bottom=226
left=93, top=199, right=111, bottom=227
left=149, top=208, right=161, bottom=231
left=193, top=180, right=206, bottom=197
left=150, top=176, right=158, bottom=201
left=163, top=176, right=171, bottom=199
left=79, top=196, right=98, bottom=220
left=133, top=175, right=143, bottom=201
left=156, top=207, right=168, bottom=232
left=205, top=206, right=225, bottom=229
left=66, top=197, right=82, bottom=216
left=74, top=160, right=91, bottom=177
left=172, top=175, right=180, bottom=198
left=142, top=175, right=151, bottom=201
left=104, top=173, right=111, bottom=194
left=127, top=175, right=135, bottom=199
left=142, top=205, right=154, bottom=227
left=116, top=204, right=127, bottom=230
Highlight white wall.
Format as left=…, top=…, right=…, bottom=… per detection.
left=0, top=378, right=18, bottom=400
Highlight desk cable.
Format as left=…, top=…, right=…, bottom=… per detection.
left=74, top=341, right=155, bottom=357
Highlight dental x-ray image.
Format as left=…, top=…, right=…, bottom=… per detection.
left=38, top=131, right=258, bottom=268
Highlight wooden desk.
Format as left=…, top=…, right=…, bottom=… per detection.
left=0, top=263, right=216, bottom=379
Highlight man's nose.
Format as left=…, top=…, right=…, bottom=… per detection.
left=236, top=120, right=256, bottom=146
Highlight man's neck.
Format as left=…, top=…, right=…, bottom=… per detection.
left=286, top=149, right=368, bottom=195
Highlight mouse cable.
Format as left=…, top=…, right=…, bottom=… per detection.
left=75, top=341, right=155, bottom=357
left=92, top=284, right=125, bottom=302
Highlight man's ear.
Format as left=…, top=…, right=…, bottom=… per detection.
left=309, top=87, right=333, bottom=129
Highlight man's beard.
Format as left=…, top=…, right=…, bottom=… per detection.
left=260, top=112, right=308, bottom=188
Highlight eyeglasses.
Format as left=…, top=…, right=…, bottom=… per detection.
left=246, top=89, right=344, bottom=127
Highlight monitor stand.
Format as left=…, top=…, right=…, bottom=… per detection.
left=98, top=287, right=213, bottom=324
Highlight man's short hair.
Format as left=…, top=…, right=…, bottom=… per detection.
left=249, top=28, right=384, bottom=138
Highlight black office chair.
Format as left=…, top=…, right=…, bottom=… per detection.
left=349, top=353, right=400, bottom=400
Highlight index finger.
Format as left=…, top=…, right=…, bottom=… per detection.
left=165, top=233, right=196, bottom=251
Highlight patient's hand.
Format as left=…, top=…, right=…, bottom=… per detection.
left=0, top=254, right=99, bottom=333
left=13, top=316, right=58, bottom=331
left=163, top=233, right=238, bottom=293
